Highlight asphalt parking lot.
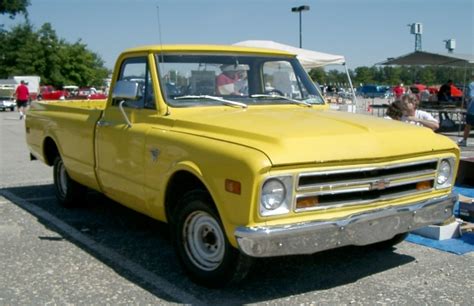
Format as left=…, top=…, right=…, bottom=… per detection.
left=1, top=110, right=473, bottom=304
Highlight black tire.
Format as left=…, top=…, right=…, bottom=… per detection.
left=173, top=190, right=252, bottom=287
left=371, top=233, right=408, bottom=249
left=10, top=107, right=15, bottom=111
left=53, top=156, right=87, bottom=207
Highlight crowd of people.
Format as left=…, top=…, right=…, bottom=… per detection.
left=384, top=76, right=474, bottom=147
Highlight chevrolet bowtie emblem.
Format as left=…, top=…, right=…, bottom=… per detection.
left=150, top=148, right=160, bottom=162
left=370, top=179, right=390, bottom=190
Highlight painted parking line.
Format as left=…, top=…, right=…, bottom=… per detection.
left=22, top=196, right=57, bottom=201
left=0, top=190, right=204, bottom=304
left=0, top=180, right=53, bottom=189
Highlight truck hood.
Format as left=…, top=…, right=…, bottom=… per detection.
left=172, top=107, right=456, bottom=165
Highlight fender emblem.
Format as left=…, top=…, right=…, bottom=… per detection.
left=150, top=148, right=160, bottom=162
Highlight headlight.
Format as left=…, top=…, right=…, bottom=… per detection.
left=260, top=176, right=293, bottom=216
left=262, top=179, right=286, bottom=210
left=436, top=158, right=454, bottom=188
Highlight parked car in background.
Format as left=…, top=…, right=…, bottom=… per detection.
left=357, top=85, right=391, bottom=98
left=0, top=84, right=16, bottom=111
left=76, top=87, right=107, bottom=100
left=38, top=86, right=67, bottom=100
left=63, top=85, right=79, bottom=97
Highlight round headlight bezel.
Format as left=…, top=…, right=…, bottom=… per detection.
left=261, top=178, right=286, bottom=210
left=436, top=159, right=453, bottom=187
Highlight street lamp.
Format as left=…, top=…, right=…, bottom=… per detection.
left=291, top=5, right=310, bottom=48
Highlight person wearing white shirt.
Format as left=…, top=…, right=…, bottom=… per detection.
left=401, top=94, right=439, bottom=130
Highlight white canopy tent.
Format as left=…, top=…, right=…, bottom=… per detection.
left=234, top=40, right=356, bottom=103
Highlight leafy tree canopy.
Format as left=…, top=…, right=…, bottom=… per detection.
left=0, top=0, right=30, bottom=18
left=0, top=22, right=110, bottom=87
left=309, top=65, right=469, bottom=88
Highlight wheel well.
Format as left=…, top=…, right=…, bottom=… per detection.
left=165, top=170, right=210, bottom=224
left=43, top=137, right=59, bottom=166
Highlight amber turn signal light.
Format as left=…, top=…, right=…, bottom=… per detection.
left=296, top=196, right=319, bottom=209
left=225, top=179, right=241, bottom=195
left=416, top=180, right=432, bottom=191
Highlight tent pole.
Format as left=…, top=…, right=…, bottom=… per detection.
left=457, top=64, right=468, bottom=138
left=344, top=62, right=358, bottom=111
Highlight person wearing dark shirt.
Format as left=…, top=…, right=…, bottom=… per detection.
left=437, top=80, right=453, bottom=102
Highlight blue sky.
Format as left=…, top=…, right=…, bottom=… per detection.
left=2, top=0, right=473, bottom=69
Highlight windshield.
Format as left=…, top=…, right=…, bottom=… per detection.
left=155, top=53, right=324, bottom=107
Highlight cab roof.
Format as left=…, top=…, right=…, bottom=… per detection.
left=123, top=44, right=296, bottom=57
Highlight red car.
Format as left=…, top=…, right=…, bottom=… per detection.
left=38, top=86, right=67, bottom=100
left=76, top=87, right=107, bottom=100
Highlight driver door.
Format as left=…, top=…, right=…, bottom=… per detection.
left=96, top=56, right=155, bottom=213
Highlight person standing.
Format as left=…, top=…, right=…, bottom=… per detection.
left=15, top=80, right=30, bottom=120
left=393, top=83, right=405, bottom=99
left=458, top=77, right=474, bottom=147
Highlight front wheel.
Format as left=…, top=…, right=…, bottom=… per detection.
left=174, top=190, right=252, bottom=287
left=53, top=156, right=87, bottom=207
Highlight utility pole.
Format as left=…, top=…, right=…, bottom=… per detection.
left=291, top=5, right=310, bottom=48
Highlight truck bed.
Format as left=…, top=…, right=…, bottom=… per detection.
left=26, top=100, right=106, bottom=191
left=36, top=99, right=107, bottom=110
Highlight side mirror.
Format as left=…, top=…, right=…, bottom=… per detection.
left=111, top=80, right=139, bottom=128
left=112, top=80, right=140, bottom=100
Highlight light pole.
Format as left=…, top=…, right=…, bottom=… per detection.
left=291, top=5, right=310, bottom=48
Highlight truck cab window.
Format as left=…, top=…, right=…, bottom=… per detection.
left=114, top=57, right=155, bottom=109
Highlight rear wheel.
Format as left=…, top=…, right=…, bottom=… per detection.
left=173, top=190, right=252, bottom=287
left=53, top=156, right=87, bottom=207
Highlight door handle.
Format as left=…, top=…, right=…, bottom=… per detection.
left=97, top=120, right=112, bottom=127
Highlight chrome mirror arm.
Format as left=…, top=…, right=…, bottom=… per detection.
left=119, top=100, right=132, bottom=128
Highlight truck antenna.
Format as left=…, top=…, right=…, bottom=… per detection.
left=156, top=5, right=164, bottom=48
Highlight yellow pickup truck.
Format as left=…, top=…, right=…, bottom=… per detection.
left=25, top=45, right=459, bottom=287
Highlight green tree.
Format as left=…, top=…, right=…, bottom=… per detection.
left=0, top=0, right=30, bottom=18
left=59, top=40, right=109, bottom=86
left=0, top=21, right=110, bottom=87
left=37, top=23, right=64, bottom=85
left=0, top=22, right=40, bottom=77
left=353, top=66, right=373, bottom=85
left=308, top=67, right=326, bottom=84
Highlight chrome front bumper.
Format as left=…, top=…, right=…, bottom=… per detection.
left=235, top=193, right=457, bottom=257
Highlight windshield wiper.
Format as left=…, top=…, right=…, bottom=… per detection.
left=174, top=95, right=247, bottom=108
left=250, top=94, right=311, bottom=107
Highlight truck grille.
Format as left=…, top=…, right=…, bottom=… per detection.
left=295, top=159, right=439, bottom=212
